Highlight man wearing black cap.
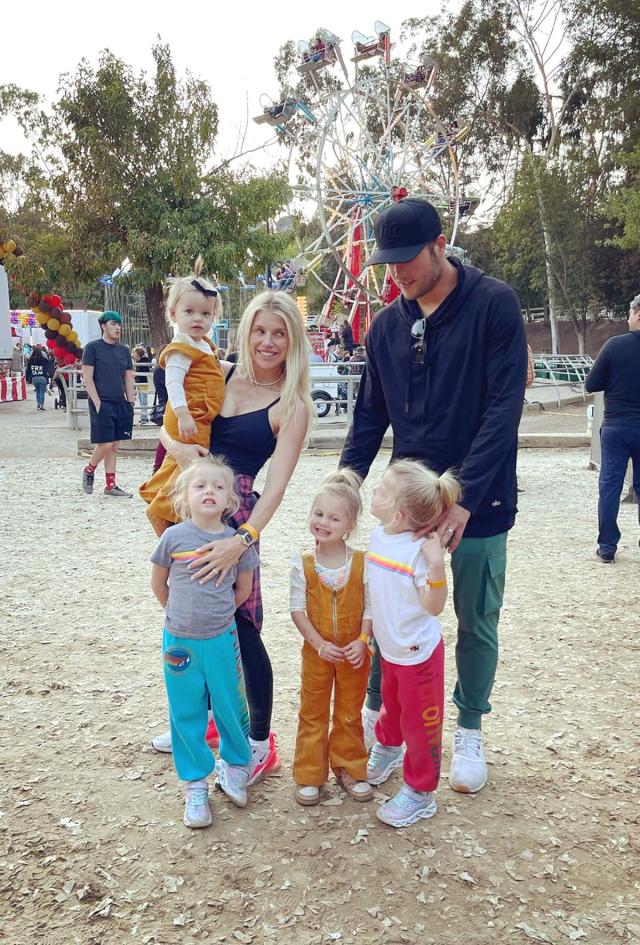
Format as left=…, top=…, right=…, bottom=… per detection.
left=81, top=311, right=136, bottom=498
left=341, top=198, right=527, bottom=794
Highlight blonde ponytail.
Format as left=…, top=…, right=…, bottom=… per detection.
left=435, top=469, right=461, bottom=512
left=387, top=459, right=461, bottom=531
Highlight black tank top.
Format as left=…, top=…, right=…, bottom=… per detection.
left=210, top=365, right=279, bottom=478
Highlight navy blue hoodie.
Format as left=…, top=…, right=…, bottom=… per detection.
left=340, top=259, right=527, bottom=538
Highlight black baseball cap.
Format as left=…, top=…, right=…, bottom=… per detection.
left=366, top=198, right=443, bottom=266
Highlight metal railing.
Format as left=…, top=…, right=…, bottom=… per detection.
left=529, top=354, right=595, bottom=407
left=56, top=365, right=160, bottom=431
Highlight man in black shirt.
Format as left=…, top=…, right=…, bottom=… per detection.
left=81, top=311, right=136, bottom=497
left=341, top=198, right=527, bottom=795
left=585, top=295, right=640, bottom=562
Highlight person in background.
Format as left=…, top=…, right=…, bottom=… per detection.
left=151, top=345, right=168, bottom=473
left=340, top=317, right=355, bottom=354
left=133, top=346, right=151, bottom=424
left=81, top=311, right=136, bottom=498
left=584, top=294, right=640, bottom=562
left=25, top=347, right=52, bottom=411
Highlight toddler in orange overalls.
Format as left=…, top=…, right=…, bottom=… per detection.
left=140, top=258, right=225, bottom=535
left=290, top=470, right=373, bottom=806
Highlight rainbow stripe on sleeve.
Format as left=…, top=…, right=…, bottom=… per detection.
left=171, top=550, right=203, bottom=562
left=366, top=551, right=414, bottom=578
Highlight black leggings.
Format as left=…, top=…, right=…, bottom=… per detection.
left=236, top=613, right=273, bottom=741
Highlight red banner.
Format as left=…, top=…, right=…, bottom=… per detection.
left=0, top=376, right=27, bottom=402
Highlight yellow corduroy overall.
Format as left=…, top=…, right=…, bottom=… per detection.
left=293, top=551, right=370, bottom=786
left=139, top=339, right=225, bottom=535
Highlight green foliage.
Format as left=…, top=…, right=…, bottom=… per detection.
left=52, top=43, right=290, bottom=286
left=607, top=146, right=640, bottom=253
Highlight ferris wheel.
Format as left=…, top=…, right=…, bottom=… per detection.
left=253, top=23, right=476, bottom=338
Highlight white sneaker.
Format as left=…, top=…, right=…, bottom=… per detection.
left=183, top=779, right=212, bottom=829
left=362, top=707, right=379, bottom=751
left=449, top=727, right=488, bottom=793
left=215, top=759, right=249, bottom=808
left=376, top=784, right=437, bottom=828
left=151, top=730, right=172, bottom=753
left=367, top=742, right=404, bottom=785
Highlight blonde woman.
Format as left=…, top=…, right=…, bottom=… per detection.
left=152, top=290, right=313, bottom=786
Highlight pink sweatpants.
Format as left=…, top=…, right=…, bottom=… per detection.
left=374, top=639, right=444, bottom=793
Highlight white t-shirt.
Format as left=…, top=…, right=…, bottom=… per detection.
left=366, top=526, right=442, bottom=666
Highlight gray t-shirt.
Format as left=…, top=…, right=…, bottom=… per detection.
left=150, top=521, right=259, bottom=639
left=83, top=338, right=133, bottom=401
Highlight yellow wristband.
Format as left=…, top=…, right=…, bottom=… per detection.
left=358, top=633, right=374, bottom=652
left=238, top=523, right=259, bottom=541
left=428, top=578, right=447, bottom=588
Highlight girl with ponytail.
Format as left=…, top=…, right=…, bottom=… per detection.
left=365, top=459, right=461, bottom=829
left=290, top=469, right=374, bottom=807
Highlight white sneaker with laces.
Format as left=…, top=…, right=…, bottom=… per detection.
left=151, top=730, right=172, bottom=753
left=183, top=779, right=212, bottom=828
left=376, top=784, right=437, bottom=828
left=362, top=707, right=379, bottom=751
left=449, top=726, right=488, bottom=793
left=215, top=759, right=250, bottom=808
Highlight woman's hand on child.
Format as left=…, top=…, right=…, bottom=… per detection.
left=343, top=639, right=368, bottom=668
left=178, top=412, right=198, bottom=442
left=189, top=535, right=245, bottom=586
left=317, top=641, right=344, bottom=663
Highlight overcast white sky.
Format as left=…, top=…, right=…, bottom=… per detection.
left=1, top=0, right=453, bottom=170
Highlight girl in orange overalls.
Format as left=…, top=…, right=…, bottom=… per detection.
left=140, top=258, right=225, bottom=535
left=290, top=470, right=373, bottom=806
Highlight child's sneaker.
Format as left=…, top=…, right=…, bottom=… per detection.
left=151, top=729, right=172, bottom=753
left=183, top=779, right=212, bottom=829
left=376, top=785, right=437, bottom=828
left=335, top=769, right=373, bottom=802
left=295, top=785, right=321, bottom=806
left=205, top=717, right=220, bottom=750
left=367, top=742, right=404, bottom=785
left=215, top=759, right=249, bottom=807
left=362, top=707, right=379, bottom=751
left=247, top=732, right=281, bottom=787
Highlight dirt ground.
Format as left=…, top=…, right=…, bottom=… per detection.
left=1, top=399, right=639, bottom=945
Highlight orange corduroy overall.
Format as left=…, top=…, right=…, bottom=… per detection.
left=139, top=339, right=225, bottom=535
left=293, top=551, right=370, bottom=786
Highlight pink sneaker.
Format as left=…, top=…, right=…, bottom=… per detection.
left=205, top=718, right=220, bottom=750
left=247, top=732, right=281, bottom=787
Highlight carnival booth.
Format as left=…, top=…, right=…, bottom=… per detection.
left=0, top=265, right=29, bottom=401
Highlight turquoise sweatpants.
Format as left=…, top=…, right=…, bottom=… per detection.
left=163, top=624, right=251, bottom=783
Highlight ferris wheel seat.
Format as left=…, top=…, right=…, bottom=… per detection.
left=402, top=65, right=435, bottom=89
left=298, top=51, right=336, bottom=73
